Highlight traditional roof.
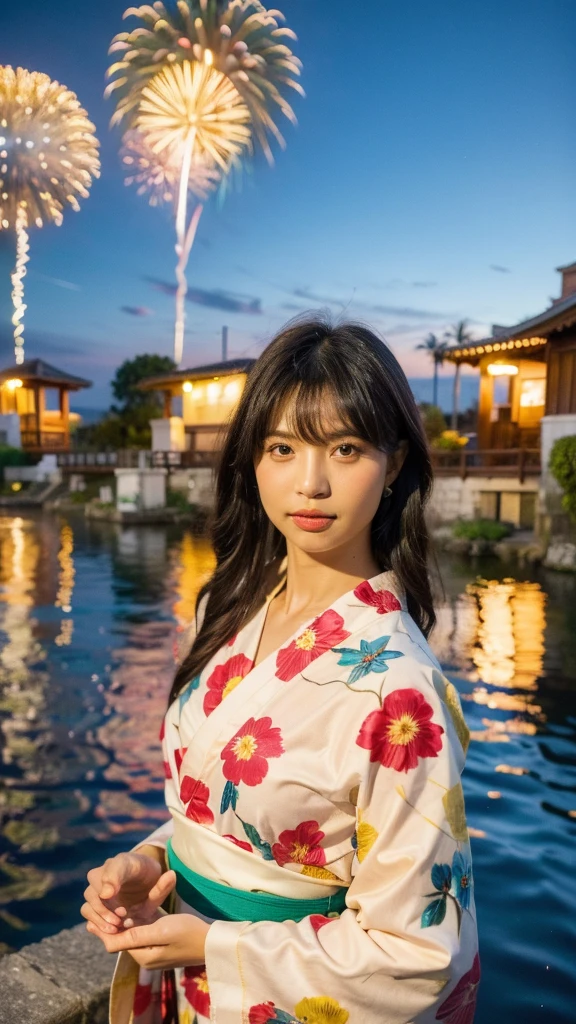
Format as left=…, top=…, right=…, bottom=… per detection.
left=139, top=358, right=257, bottom=390
left=445, top=291, right=576, bottom=366
left=0, top=358, right=92, bottom=390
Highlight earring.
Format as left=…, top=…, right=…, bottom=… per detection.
left=383, top=486, right=393, bottom=498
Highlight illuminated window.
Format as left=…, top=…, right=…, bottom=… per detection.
left=520, top=378, right=545, bottom=408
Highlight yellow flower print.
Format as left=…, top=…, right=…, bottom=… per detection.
left=442, top=782, right=469, bottom=842
left=444, top=681, right=470, bottom=753
left=355, top=809, right=379, bottom=863
left=301, top=865, right=340, bottom=881
left=294, top=995, right=350, bottom=1024
left=179, top=1009, right=192, bottom=1024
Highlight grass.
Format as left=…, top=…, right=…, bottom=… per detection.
left=452, top=518, right=513, bottom=542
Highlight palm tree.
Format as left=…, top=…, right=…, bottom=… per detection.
left=444, top=320, right=475, bottom=430
left=416, top=333, right=448, bottom=407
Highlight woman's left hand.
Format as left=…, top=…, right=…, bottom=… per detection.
left=86, top=912, right=210, bottom=970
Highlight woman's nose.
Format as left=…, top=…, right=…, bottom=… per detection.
left=295, top=451, right=331, bottom=498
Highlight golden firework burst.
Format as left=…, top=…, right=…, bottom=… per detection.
left=0, top=65, right=100, bottom=363
left=0, top=65, right=100, bottom=229
left=136, top=59, right=252, bottom=172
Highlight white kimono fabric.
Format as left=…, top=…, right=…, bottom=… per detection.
left=110, top=569, right=479, bottom=1024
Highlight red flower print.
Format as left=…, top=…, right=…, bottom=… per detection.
left=436, top=953, right=480, bottom=1024
left=133, top=982, right=152, bottom=1016
left=180, top=776, right=214, bottom=824
left=275, top=609, right=351, bottom=681
left=159, top=718, right=165, bottom=742
left=223, top=833, right=253, bottom=852
left=227, top=633, right=237, bottom=646
left=354, top=580, right=401, bottom=614
left=310, top=914, right=332, bottom=933
left=221, top=716, right=284, bottom=786
left=162, top=760, right=172, bottom=780
left=249, top=1003, right=276, bottom=1024
left=357, top=688, right=444, bottom=773
left=203, top=653, right=254, bottom=716
left=272, top=820, right=326, bottom=867
left=182, top=965, right=211, bottom=1018
left=174, top=746, right=188, bottom=774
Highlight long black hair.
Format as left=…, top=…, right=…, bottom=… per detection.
left=170, top=315, right=435, bottom=704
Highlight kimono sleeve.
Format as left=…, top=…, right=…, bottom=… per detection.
left=204, top=659, right=478, bottom=1024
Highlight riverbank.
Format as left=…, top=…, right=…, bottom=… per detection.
left=0, top=925, right=113, bottom=1024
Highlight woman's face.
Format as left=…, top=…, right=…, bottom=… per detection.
left=254, top=392, right=405, bottom=558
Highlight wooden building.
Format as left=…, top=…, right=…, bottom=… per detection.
left=432, top=262, right=576, bottom=528
left=0, top=359, right=91, bottom=452
left=445, top=261, right=576, bottom=455
left=138, top=358, right=256, bottom=459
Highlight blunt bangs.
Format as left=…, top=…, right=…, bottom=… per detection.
left=244, top=319, right=406, bottom=459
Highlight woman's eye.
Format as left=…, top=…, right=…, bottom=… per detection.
left=270, top=444, right=293, bottom=456
left=336, top=443, right=359, bottom=457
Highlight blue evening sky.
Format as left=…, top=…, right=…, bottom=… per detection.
left=1, top=0, right=575, bottom=409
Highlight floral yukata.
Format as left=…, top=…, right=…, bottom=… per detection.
left=110, top=570, right=479, bottom=1024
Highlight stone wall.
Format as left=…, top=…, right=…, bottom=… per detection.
left=429, top=475, right=538, bottom=526
left=0, top=924, right=114, bottom=1024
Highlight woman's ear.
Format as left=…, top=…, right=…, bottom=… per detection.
left=385, top=440, right=408, bottom=487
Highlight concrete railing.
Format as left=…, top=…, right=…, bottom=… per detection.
left=0, top=924, right=114, bottom=1024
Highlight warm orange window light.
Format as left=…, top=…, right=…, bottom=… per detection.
left=520, top=378, right=545, bottom=408
left=182, top=381, right=193, bottom=393
left=2, top=378, right=23, bottom=390
left=487, top=363, right=518, bottom=377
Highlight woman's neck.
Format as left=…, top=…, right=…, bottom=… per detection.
left=277, top=541, right=381, bottom=617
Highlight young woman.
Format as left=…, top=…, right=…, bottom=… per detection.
left=82, top=317, right=479, bottom=1024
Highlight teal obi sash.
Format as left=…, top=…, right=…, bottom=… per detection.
left=166, top=838, right=348, bottom=923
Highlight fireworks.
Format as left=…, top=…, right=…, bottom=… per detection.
left=0, top=65, right=100, bottom=229
left=121, top=129, right=220, bottom=206
left=137, top=59, right=252, bottom=172
left=0, top=65, right=100, bottom=363
left=107, top=0, right=302, bottom=364
left=107, top=0, right=303, bottom=163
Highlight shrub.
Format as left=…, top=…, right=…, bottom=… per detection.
left=549, top=435, right=576, bottom=522
left=166, top=488, right=191, bottom=512
left=432, top=430, right=470, bottom=451
left=0, top=445, right=35, bottom=481
left=419, top=403, right=447, bottom=442
left=453, top=518, right=512, bottom=541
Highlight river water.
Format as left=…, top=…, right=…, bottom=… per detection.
left=0, top=512, right=574, bottom=1021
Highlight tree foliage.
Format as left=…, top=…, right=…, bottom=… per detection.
left=111, top=354, right=175, bottom=412
left=77, top=354, right=176, bottom=450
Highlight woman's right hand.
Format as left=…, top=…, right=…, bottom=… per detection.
left=81, top=847, right=175, bottom=934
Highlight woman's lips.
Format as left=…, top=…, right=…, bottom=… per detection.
left=289, top=512, right=336, bottom=532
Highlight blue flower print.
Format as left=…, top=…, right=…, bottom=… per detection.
left=334, top=635, right=403, bottom=684
left=421, top=850, right=473, bottom=933
left=451, top=849, right=473, bottom=910
left=179, top=674, right=201, bottom=713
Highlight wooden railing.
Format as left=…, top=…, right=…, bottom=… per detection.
left=431, top=448, right=541, bottom=483
left=57, top=449, right=218, bottom=472
left=21, top=431, right=69, bottom=451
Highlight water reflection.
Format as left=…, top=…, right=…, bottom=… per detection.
left=0, top=517, right=574, bottom=1023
